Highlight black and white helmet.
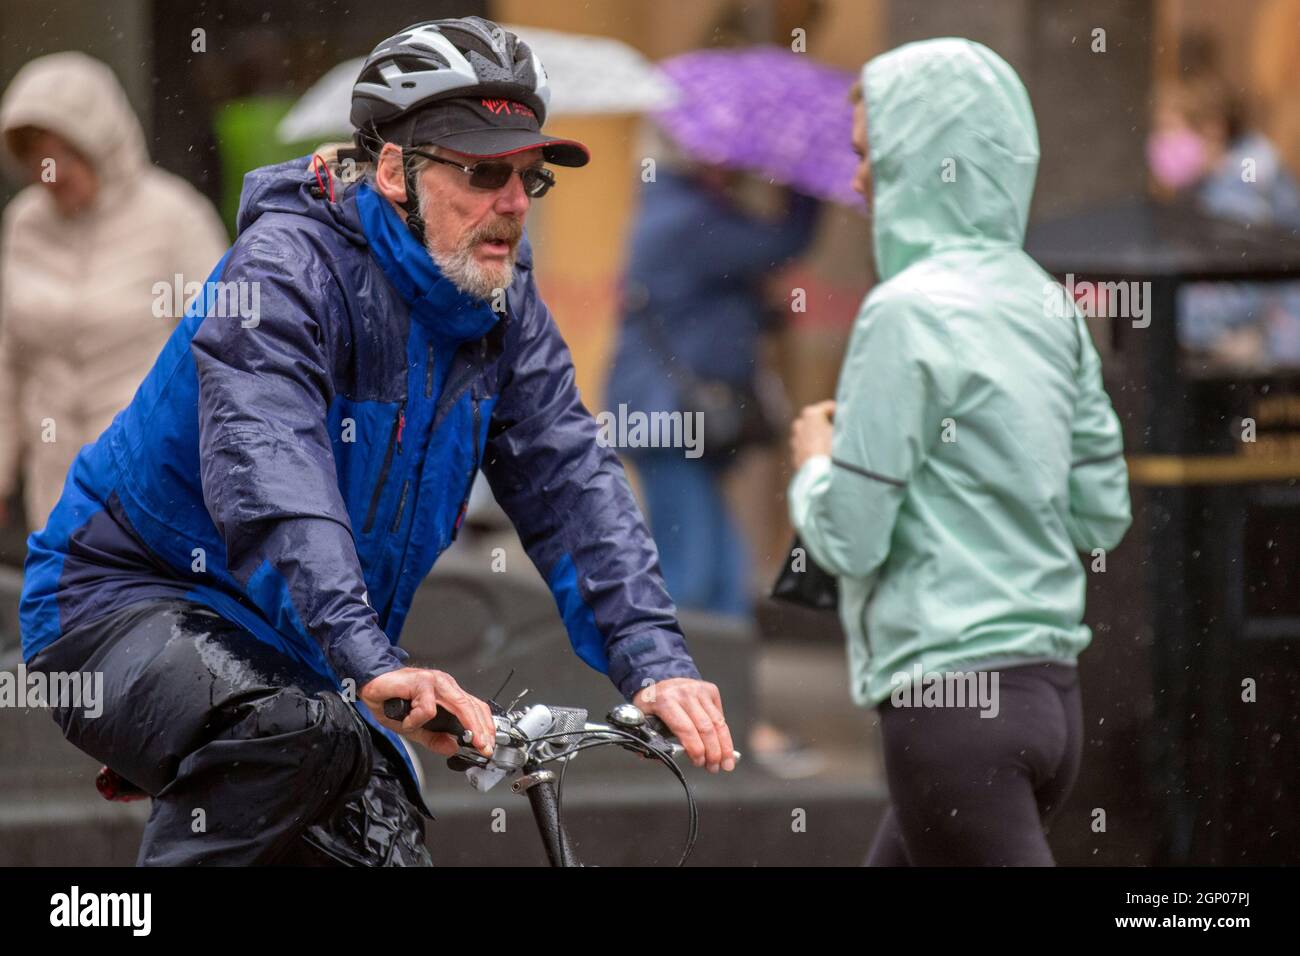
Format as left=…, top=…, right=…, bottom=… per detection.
left=350, top=17, right=552, bottom=135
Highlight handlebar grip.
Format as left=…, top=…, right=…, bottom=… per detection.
left=382, top=697, right=468, bottom=738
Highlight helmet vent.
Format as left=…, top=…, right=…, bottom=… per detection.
left=392, top=53, right=448, bottom=73
left=467, top=49, right=514, bottom=84
left=357, top=64, right=386, bottom=86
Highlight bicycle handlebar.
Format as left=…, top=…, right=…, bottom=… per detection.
left=380, top=695, right=726, bottom=867
left=382, top=694, right=686, bottom=740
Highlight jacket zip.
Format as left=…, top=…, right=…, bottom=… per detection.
left=424, top=340, right=434, bottom=399
left=451, top=393, right=481, bottom=541
left=388, top=344, right=429, bottom=538
left=362, top=404, right=404, bottom=534
left=430, top=336, right=492, bottom=437
left=389, top=479, right=410, bottom=533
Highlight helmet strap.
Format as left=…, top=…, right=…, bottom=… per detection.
left=400, top=147, right=426, bottom=245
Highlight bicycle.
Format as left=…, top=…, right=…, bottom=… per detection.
left=383, top=694, right=739, bottom=866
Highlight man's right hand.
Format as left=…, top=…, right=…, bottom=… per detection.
left=360, top=667, right=495, bottom=758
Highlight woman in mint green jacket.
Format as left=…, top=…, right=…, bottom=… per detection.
left=788, top=38, right=1131, bottom=865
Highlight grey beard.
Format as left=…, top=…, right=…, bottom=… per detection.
left=418, top=189, right=516, bottom=302
left=426, top=239, right=515, bottom=302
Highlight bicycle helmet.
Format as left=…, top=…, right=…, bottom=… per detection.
left=349, top=17, right=588, bottom=239
left=352, top=17, right=550, bottom=133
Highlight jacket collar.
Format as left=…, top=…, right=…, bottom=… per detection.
left=355, top=181, right=500, bottom=343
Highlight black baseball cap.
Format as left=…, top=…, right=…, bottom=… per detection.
left=381, top=95, right=589, bottom=167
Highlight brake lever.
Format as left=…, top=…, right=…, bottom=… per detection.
left=643, top=715, right=673, bottom=738
left=640, top=715, right=741, bottom=764
left=624, top=715, right=684, bottom=759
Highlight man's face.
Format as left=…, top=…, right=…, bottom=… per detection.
left=378, top=142, right=539, bottom=300
left=851, top=102, right=871, bottom=210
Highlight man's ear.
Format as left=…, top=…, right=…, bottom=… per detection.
left=374, top=143, right=407, bottom=205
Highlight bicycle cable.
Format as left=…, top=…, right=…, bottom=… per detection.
left=527, top=728, right=699, bottom=866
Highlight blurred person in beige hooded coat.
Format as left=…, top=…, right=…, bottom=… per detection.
left=0, top=51, right=228, bottom=532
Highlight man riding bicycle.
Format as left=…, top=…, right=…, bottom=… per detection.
left=19, top=17, right=735, bottom=866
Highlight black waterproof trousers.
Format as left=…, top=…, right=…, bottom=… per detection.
left=27, top=598, right=432, bottom=866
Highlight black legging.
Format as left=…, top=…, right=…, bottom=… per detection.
left=865, top=661, right=1082, bottom=866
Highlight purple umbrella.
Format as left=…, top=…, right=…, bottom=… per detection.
left=654, top=46, right=864, bottom=209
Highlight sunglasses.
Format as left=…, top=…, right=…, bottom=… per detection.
left=407, top=148, right=556, bottom=198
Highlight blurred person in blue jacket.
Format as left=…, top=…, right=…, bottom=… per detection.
left=20, top=17, right=735, bottom=867
left=607, top=160, right=820, bottom=774
left=608, top=164, right=819, bottom=616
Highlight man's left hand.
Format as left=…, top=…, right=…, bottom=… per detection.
left=633, top=678, right=736, bottom=773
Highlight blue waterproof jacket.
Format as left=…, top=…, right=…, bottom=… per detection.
left=20, top=157, right=700, bottom=788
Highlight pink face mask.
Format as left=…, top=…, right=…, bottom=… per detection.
left=1147, top=128, right=1207, bottom=190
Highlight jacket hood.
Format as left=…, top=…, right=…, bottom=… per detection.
left=234, top=154, right=368, bottom=244
left=862, top=38, right=1039, bottom=280
left=0, top=51, right=148, bottom=194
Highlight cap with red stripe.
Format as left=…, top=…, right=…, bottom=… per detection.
left=393, top=95, right=589, bottom=167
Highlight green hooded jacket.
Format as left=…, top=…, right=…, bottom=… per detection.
left=788, top=38, right=1131, bottom=708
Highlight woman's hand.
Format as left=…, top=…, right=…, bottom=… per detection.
left=790, top=400, right=836, bottom=470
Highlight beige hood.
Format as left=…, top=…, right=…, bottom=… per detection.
left=0, top=51, right=149, bottom=199
left=0, top=52, right=230, bottom=531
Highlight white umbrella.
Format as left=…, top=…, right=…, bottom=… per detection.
left=277, top=57, right=363, bottom=144
left=277, top=25, right=676, bottom=143
left=498, top=24, right=677, bottom=116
